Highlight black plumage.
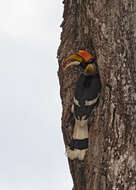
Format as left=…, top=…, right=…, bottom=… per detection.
left=63, top=50, right=102, bottom=160
left=73, top=73, right=101, bottom=120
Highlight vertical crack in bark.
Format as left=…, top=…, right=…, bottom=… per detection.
left=111, top=108, right=116, bottom=129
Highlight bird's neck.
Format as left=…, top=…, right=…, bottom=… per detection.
left=83, top=63, right=98, bottom=75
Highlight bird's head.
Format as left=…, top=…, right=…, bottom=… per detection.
left=63, top=50, right=97, bottom=75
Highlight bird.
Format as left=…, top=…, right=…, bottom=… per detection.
left=63, top=50, right=101, bottom=160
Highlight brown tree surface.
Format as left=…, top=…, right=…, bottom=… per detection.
left=57, top=1, right=136, bottom=189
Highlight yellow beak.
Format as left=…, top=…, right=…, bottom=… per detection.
left=63, top=54, right=83, bottom=71
left=64, top=61, right=80, bottom=71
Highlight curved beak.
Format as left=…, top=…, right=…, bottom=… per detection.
left=63, top=54, right=83, bottom=71
left=64, top=61, right=80, bottom=71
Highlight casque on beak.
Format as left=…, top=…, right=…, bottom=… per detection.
left=63, top=50, right=96, bottom=74
left=63, top=53, right=83, bottom=71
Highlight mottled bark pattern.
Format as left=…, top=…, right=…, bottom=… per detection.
left=57, top=0, right=136, bottom=190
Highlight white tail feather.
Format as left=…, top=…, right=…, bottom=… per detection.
left=66, top=117, right=88, bottom=160
left=66, top=146, right=87, bottom=160
left=73, top=119, right=88, bottom=139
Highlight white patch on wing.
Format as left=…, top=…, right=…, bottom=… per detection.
left=71, top=104, right=74, bottom=113
left=82, top=115, right=86, bottom=120
left=85, top=95, right=100, bottom=106
left=73, top=97, right=80, bottom=107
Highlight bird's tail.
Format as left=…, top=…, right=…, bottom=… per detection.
left=66, top=119, right=88, bottom=160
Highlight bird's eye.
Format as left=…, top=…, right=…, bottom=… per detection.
left=80, top=61, right=86, bottom=69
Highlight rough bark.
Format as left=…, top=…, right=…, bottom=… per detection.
left=57, top=0, right=136, bottom=189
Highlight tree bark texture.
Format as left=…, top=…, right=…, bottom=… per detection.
left=57, top=1, right=136, bottom=189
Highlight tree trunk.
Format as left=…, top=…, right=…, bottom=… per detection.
left=57, top=1, right=136, bottom=189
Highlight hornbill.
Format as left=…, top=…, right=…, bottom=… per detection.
left=63, top=50, right=101, bottom=160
